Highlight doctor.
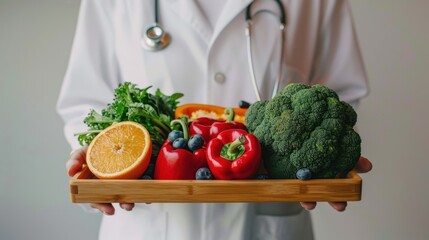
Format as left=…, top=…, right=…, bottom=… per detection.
left=58, top=0, right=372, bottom=239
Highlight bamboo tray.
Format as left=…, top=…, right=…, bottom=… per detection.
left=69, top=167, right=362, bottom=203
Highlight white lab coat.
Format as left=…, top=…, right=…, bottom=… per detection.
left=57, top=0, right=368, bottom=239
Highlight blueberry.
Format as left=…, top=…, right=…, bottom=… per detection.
left=172, top=138, right=188, bottom=149
left=188, top=134, right=204, bottom=152
left=296, top=168, right=312, bottom=180
left=195, top=167, right=213, bottom=180
left=168, top=130, right=184, bottom=143
left=255, top=174, right=269, bottom=180
left=140, top=175, right=152, bottom=180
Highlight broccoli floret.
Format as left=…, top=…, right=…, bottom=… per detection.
left=277, top=83, right=311, bottom=98
left=245, top=83, right=361, bottom=179
left=312, top=84, right=339, bottom=99
left=290, top=127, right=339, bottom=177
left=335, top=127, right=361, bottom=176
left=245, top=100, right=268, bottom=133
left=263, top=146, right=297, bottom=179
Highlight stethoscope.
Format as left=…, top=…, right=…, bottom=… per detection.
left=141, top=0, right=287, bottom=101
left=141, top=0, right=171, bottom=51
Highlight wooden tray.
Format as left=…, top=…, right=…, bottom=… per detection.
left=69, top=167, right=362, bottom=203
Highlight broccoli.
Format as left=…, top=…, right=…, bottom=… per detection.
left=245, top=83, right=361, bottom=179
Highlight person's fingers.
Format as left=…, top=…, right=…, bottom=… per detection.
left=300, top=202, right=317, bottom=210
left=301, top=202, right=347, bottom=211
left=90, top=203, right=115, bottom=215
left=355, top=156, right=373, bottom=173
left=66, top=159, right=83, bottom=177
left=329, top=202, right=347, bottom=212
left=299, top=158, right=370, bottom=212
left=120, top=203, right=135, bottom=211
left=66, top=146, right=88, bottom=176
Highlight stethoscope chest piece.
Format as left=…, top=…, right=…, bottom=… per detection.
left=141, top=25, right=171, bottom=51
left=143, top=0, right=287, bottom=100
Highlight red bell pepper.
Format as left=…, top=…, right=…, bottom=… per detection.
left=189, top=108, right=247, bottom=144
left=189, top=117, right=223, bottom=144
left=154, top=119, right=208, bottom=180
left=206, top=129, right=261, bottom=180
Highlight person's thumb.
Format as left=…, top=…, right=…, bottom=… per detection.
left=355, top=156, right=372, bottom=173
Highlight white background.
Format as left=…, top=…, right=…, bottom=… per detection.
left=1, top=0, right=428, bottom=239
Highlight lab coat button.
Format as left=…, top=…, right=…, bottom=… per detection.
left=214, top=72, right=226, bottom=84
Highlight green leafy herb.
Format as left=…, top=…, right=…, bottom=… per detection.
left=76, top=82, right=184, bottom=158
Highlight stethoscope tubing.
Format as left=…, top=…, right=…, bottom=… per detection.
left=143, top=0, right=287, bottom=100
left=245, top=0, right=287, bottom=100
left=245, top=0, right=286, bottom=25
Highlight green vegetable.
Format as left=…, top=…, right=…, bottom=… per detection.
left=76, top=82, right=184, bottom=159
left=245, top=83, right=361, bottom=179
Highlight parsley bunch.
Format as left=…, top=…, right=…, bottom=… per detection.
left=77, top=82, right=184, bottom=158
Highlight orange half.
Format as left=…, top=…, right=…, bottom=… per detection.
left=86, top=121, right=152, bottom=179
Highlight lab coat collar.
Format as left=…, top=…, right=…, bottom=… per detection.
left=210, top=0, right=252, bottom=46
left=166, top=0, right=252, bottom=46
left=166, top=0, right=213, bottom=43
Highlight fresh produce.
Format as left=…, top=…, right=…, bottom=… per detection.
left=187, top=135, right=204, bottom=152
left=76, top=82, right=183, bottom=159
left=188, top=117, right=223, bottom=144
left=189, top=108, right=247, bottom=144
left=195, top=167, right=214, bottom=180
left=172, top=138, right=188, bottom=149
left=154, top=119, right=208, bottom=180
left=78, top=82, right=360, bottom=182
left=206, top=129, right=261, bottom=180
left=86, top=121, right=152, bottom=179
left=296, top=168, right=312, bottom=180
left=175, top=103, right=247, bottom=123
left=245, top=83, right=361, bottom=179
left=167, top=130, right=184, bottom=142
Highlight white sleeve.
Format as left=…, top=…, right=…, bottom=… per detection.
left=310, top=0, right=369, bottom=107
left=56, top=0, right=121, bottom=150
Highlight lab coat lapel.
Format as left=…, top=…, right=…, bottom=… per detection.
left=165, top=0, right=212, bottom=44
left=209, top=0, right=253, bottom=48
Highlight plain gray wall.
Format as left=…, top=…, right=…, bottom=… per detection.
left=0, top=1, right=100, bottom=240
left=1, top=0, right=428, bottom=240
left=312, top=1, right=429, bottom=240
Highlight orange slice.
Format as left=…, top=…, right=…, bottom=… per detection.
left=86, top=121, right=152, bottom=179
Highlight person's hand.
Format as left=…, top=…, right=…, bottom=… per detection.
left=67, top=146, right=135, bottom=215
left=300, top=156, right=373, bottom=211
